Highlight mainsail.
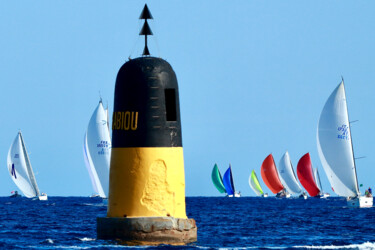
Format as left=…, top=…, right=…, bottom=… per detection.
left=249, top=170, right=264, bottom=196
left=7, top=132, right=40, bottom=198
left=223, top=165, right=235, bottom=196
left=317, top=81, right=359, bottom=197
left=83, top=100, right=111, bottom=198
left=278, top=151, right=302, bottom=195
left=261, top=154, right=284, bottom=194
left=211, top=164, right=226, bottom=193
left=297, top=153, right=320, bottom=197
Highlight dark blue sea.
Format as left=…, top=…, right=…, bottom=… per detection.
left=0, top=197, right=374, bottom=249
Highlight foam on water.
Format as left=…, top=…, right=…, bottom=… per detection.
left=79, top=237, right=96, bottom=242
left=293, top=241, right=375, bottom=249
left=45, top=239, right=54, bottom=244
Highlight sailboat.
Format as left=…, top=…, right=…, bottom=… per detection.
left=83, top=99, right=111, bottom=198
left=317, top=80, right=372, bottom=208
left=313, top=167, right=330, bottom=198
left=223, top=164, right=241, bottom=197
left=7, top=131, right=47, bottom=200
left=297, top=153, right=320, bottom=197
left=278, top=151, right=303, bottom=197
left=249, top=170, right=268, bottom=197
left=261, top=154, right=289, bottom=198
left=211, top=164, right=226, bottom=195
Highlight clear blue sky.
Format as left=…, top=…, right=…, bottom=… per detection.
left=0, top=1, right=374, bottom=196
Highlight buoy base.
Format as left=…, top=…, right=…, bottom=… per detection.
left=97, top=216, right=197, bottom=244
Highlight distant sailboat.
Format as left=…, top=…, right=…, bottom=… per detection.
left=249, top=170, right=268, bottom=197
left=83, top=100, right=111, bottom=198
left=297, top=153, right=320, bottom=197
left=7, top=131, right=47, bottom=200
left=211, top=164, right=226, bottom=194
left=278, top=151, right=303, bottom=196
left=317, top=80, right=372, bottom=208
left=261, top=154, right=289, bottom=198
left=223, top=165, right=241, bottom=197
left=313, top=167, right=330, bottom=198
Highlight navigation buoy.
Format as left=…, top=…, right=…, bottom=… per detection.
left=97, top=4, right=197, bottom=244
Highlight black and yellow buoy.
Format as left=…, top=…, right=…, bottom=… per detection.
left=97, top=4, right=197, bottom=244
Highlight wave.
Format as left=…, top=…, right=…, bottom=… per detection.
left=293, top=241, right=375, bottom=249
left=42, top=239, right=54, bottom=244
left=79, top=203, right=107, bottom=207
left=79, top=237, right=95, bottom=242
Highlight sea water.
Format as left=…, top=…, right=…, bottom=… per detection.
left=0, top=196, right=374, bottom=249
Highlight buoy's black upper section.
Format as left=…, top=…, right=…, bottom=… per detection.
left=112, top=57, right=182, bottom=148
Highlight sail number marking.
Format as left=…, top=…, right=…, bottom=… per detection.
left=337, top=124, right=349, bottom=140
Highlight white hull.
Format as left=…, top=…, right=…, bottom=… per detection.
left=227, top=193, right=241, bottom=197
left=347, top=196, right=373, bottom=208
left=261, top=193, right=268, bottom=198
left=321, top=193, right=330, bottom=199
left=38, top=194, right=48, bottom=201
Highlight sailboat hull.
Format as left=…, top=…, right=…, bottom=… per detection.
left=38, top=194, right=48, bottom=201
left=347, top=196, right=373, bottom=208
left=321, top=193, right=330, bottom=199
left=227, top=193, right=241, bottom=197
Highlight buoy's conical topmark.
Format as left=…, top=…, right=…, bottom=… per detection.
left=139, top=4, right=153, bottom=20
left=139, top=20, right=153, bottom=36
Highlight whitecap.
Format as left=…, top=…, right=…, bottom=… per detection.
left=79, top=237, right=95, bottom=242
left=293, top=241, right=375, bottom=249
left=42, top=238, right=54, bottom=244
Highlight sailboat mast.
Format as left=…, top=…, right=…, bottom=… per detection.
left=342, top=81, right=360, bottom=196
left=19, top=132, right=40, bottom=197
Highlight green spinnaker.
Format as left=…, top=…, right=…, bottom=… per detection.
left=250, top=170, right=264, bottom=195
left=211, top=164, right=226, bottom=193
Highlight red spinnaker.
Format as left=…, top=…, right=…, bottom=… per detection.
left=261, top=154, right=284, bottom=194
left=297, top=153, right=320, bottom=196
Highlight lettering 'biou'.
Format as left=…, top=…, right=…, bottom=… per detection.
left=112, top=111, right=138, bottom=131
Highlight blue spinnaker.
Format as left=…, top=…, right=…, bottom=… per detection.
left=223, top=166, right=234, bottom=195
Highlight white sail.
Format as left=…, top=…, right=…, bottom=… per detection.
left=84, top=100, right=111, bottom=198
left=278, top=151, right=302, bottom=194
left=7, top=132, right=39, bottom=198
left=83, top=133, right=102, bottom=196
left=313, top=167, right=323, bottom=195
left=317, top=81, right=359, bottom=197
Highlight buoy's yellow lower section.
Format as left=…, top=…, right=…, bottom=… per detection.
left=107, top=147, right=187, bottom=219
